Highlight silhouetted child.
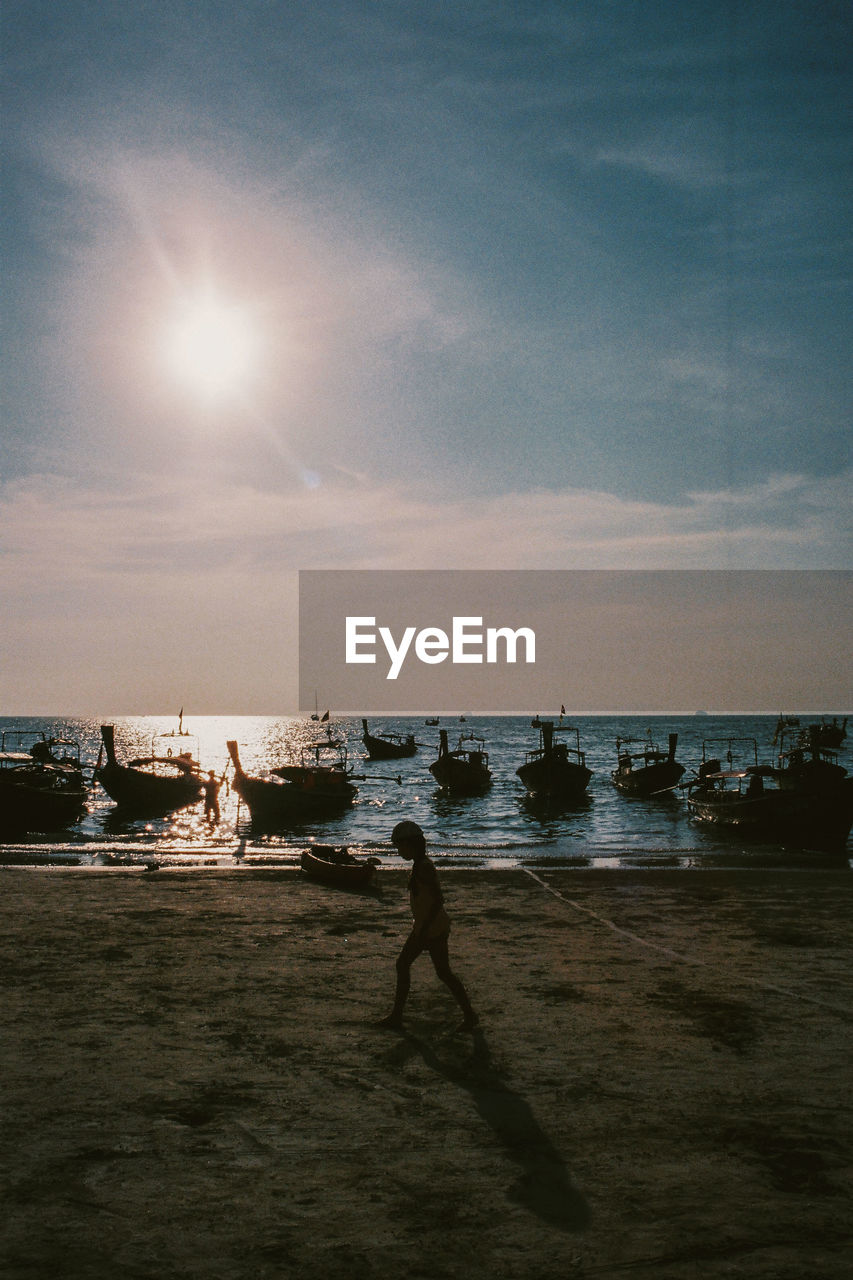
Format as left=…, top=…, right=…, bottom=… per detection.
left=379, top=820, right=477, bottom=1031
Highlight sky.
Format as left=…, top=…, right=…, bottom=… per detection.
left=1, top=1, right=850, bottom=713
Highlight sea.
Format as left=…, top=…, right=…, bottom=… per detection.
left=1, top=714, right=850, bottom=871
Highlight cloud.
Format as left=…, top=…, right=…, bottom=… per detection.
left=3, top=467, right=849, bottom=590
left=595, top=117, right=728, bottom=191
left=3, top=467, right=848, bottom=712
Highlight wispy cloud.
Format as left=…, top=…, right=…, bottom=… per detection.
left=4, top=468, right=847, bottom=711
left=4, top=467, right=849, bottom=584
left=595, top=117, right=728, bottom=191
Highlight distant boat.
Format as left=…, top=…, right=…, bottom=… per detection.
left=429, top=729, right=492, bottom=794
left=516, top=721, right=591, bottom=803
left=611, top=732, right=685, bottom=797
left=95, top=723, right=204, bottom=815
left=0, top=730, right=86, bottom=833
left=309, top=692, right=329, bottom=722
left=361, top=720, right=416, bottom=760
left=532, top=706, right=566, bottom=728
left=300, top=844, right=378, bottom=889
left=227, top=736, right=357, bottom=828
left=425, top=717, right=440, bottom=726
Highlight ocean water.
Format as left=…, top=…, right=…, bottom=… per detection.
left=1, top=713, right=850, bottom=870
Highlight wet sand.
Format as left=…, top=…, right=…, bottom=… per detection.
left=1, top=866, right=851, bottom=1279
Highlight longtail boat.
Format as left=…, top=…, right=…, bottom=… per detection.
left=227, top=737, right=357, bottom=828
left=684, top=736, right=852, bottom=852
left=429, top=729, right=492, bottom=794
left=772, top=730, right=853, bottom=852
left=95, top=723, right=204, bottom=815
left=516, top=721, right=591, bottom=803
left=361, top=720, right=417, bottom=760
left=0, top=731, right=86, bottom=833
left=611, top=732, right=685, bottom=797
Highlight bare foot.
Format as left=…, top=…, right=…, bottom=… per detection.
left=376, top=1014, right=403, bottom=1029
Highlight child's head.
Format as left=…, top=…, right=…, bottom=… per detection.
left=391, top=820, right=426, bottom=859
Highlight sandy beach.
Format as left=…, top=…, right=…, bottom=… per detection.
left=1, top=865, right=851, bottom=1279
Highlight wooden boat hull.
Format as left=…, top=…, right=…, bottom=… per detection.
left=95, top=762, right=203, bottom=813
left=233, top=774, right=354, bottom=825
left=0, top=732, right=87, bottom=833
left=611, top=732, right=684, bottom=797
left=686, top=783, right=852, bottom=853
left=429, top=730, right=492, bottom=794
left=611, top=760, right=685, bottom=796
left=429, top=757, right=491, bottom=794
left=228, top=741, right=356, bottom=829
left=361, top=721, right=416, bottom=760
left=95, top=725, right=203, bottom=815
left=272, top=763, right=357, bottom=799
left=516, top=757, right=591, bottom=801
left=363, top=736, right=415, bottom=760
left=0, top=769, right=86, bottom=833
left=517, top=720, right=592, bottom=802
left=686, top=788, right=802, bottom=829
left=300, top=846, right=377, bottom=888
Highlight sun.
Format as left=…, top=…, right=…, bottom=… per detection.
left=162, top=288, right=259, bottom=403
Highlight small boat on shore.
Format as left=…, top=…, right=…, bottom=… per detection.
left=228, top=736, right=358, bottom=828
left=0, top=731, right=87, bottom=833
left=300, top=844, right=378, bottom=888
left=94, top=723, right=205, bottom=815
left=361, top=720, right=417, bottom=760
left=429, top=729, right=492, bottom=794
left=611, top=732, right=685, bottom=797
left=516, top=721, right=591, bottom=803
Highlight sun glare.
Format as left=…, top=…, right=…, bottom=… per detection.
left=162, top=290, right=258, bottom=402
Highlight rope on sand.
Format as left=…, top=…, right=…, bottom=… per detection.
left=521, top=868, right=853, bottom=1018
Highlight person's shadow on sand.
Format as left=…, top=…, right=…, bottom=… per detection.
left=389, top=1027, right=590, bottom=1231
